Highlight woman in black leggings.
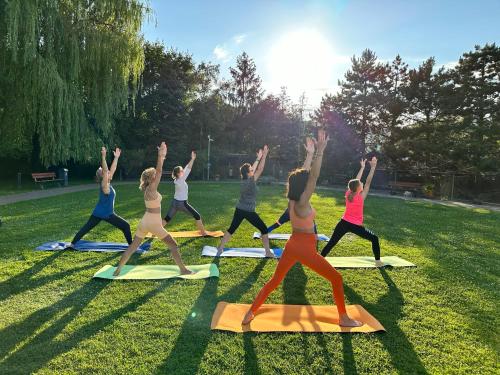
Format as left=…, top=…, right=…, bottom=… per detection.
left=70, top=147, right=132, bottom=248
left=217, top=145, right=274, bottom=257
left=321, top=157, right=383, bottom=267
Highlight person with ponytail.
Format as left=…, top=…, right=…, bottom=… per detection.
left=266, top=137, right=316, bottom=233
left=217, top=145, right=274, bottom=257
left=113, top=142, right=192, bottom=276
left=162, top=151, right=208, bottom=235
left=69, top=147, right=132, bottom=248
left=242, top=130, right=362, bottom=327
left=320, top=157, right=383, bottom=267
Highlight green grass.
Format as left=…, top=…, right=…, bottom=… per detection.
left=0, top=182, right=498, bottom=374
left=0, top=178, right=93, bottom=196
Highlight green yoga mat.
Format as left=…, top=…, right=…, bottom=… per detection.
left=326, top=256, right=415, bottom=268
left=93, top=264, right=219, bottom=280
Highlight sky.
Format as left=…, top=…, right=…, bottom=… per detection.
left=142, top=0, right=500, bottom=109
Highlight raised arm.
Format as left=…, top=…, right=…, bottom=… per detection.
left=361, top=157, right=377, bottom=200
left=302, top=137, right=315, bottom=170
left=253, top=145, right=268, bottom=181
left=182, top=151, right=196, bottom=180
left=100, top=147, right=110, bottom=194
left=251, top=148, right=263, bottom=173
left=151, top=142, right=167, bottom=189
left=356, top=158, right=366, bottom=180
left=109, top=148, right=121, bottom=180
left=299, top=130, right=329, bottom=205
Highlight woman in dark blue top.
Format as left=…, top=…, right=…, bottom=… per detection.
left=69, top=147, right=132, bottom=247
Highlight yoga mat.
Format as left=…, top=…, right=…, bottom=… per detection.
left=202, top=245, right=282, bottom=258
left=36, top=240, right=150, bottom=253
left=211, top=302, right=385, bottom=333
left=253, top=232, right=330, bottom=242
left=93, top=263, right=219, bottom=280
left=326, top=256, right=415, bottom=268
left=145, top=230, right=224, bottom=238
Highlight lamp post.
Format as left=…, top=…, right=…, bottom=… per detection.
left=207, top=135, right=214, bottom=180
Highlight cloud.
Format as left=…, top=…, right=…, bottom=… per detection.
left=232, top=34, right=247, bottom=45
left=442, top=61, right=458, bottom=69
left=213, top=45, right=230, bottom=61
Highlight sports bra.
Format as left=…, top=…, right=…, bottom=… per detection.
left=145, top=192, right=162, bottom=209
left=289, top=200, right=316, bottom=230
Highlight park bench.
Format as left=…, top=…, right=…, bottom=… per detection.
left=388, top=181, right=423, bottom=196
left=31, top=172, right=63, bottom=189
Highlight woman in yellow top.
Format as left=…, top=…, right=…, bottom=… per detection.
left=114, top=142, right=192, bottom=276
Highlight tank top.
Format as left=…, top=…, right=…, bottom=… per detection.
left=236, top=176, right=257, bottom=212
left=92, top=185, right=115, bottom=219
left=342, top=190, right=364, bottom=225
left=145, top=192, right=162, bottom=209
left=174, top=167, right=190, bottom=200
left=289, top=201, right=316, bottom=230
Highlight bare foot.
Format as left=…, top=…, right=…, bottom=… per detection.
left=265, top=250, right=276, bottom=258
left=113, top=266, right=122, bottom=277
left=242, top=310, right=255, bottom=325
left=216, top=247, right=224, bottom=257
left=339, top=314, right=363, bottom=327
left=162, top=219, right=167, bottom=227
left=375, top=259, right=385, bottom=268
left=180, top=268, right=194, bottom=275
left=201, top=231, right=209, bottom=237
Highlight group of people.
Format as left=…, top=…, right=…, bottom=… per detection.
left=72, top=129, right=381, bottom=326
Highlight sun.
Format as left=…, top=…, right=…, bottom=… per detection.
left=267, top=28, right=336, bottom=95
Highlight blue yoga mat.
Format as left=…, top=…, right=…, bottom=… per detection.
left=36, top=240, right=150, bottom=253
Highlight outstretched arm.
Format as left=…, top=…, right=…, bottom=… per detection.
left=251, top=148, right=263, bottom=173
left=356, top=158, right=366, bottom=180
left=109, top=148, right=121, bottom=180
left=302, top=137, right=315, bottom=170
left=299, top=130, right=329, bottom=205
left=253, top=145, right=269, bottom=181
left=183, top=151, right=196, bottom=180
left=361, top=157, right=377, bottom=200
left=151, top=142, right=167, bottom=189
left=100, top=147, right=110, bottom=194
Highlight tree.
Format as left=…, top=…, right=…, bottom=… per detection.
left=0, top=0, right=147, bottom=166
left=223, top=52, right=263, bottom=115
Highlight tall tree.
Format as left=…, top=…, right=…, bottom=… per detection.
left=0, top=0, right=147, bottom=166
left=224, top=52, right=263, bottom=115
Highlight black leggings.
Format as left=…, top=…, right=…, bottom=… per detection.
left=321, top=219, right=380, bottom=260
left=164, top=199, right=201, bottom=222
left=228, top=208, right=268, bottom=235
left=72, top=214, right=132, bottom=245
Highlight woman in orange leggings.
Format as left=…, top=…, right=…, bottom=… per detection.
left=243, top=130, right=362, bottom=327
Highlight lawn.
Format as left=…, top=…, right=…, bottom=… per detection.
left=0, top=182, right=498, bottom=374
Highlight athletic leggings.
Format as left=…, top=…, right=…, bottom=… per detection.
left=72, top=214, right=132, bottom=245
left=249, top=233, right=347, bottom=315
left=164, top=199, right=201, bottom=222
left=321, top=219, right=380, bottom=260
left=267, top=208, right=317, bottom=234
left=227, top=208, right=268, bottom=235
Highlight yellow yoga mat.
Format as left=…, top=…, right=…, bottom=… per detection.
left=145, top=230, right=224, bottom=238
left=93, top=264, right=219, bottom=280
left=211, top=302, right=385, bottom=333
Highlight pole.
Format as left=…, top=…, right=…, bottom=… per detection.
left=450, top=174, right=455, bottom=201
left=207, top=135, right=214, bottom=181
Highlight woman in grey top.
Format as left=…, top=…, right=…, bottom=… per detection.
left=217, top=145, right=274, bottom=257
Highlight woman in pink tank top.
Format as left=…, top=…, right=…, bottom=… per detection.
left=321, top=157, right=383, bottom=267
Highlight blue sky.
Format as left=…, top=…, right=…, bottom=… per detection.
left=142, top=0, right=500, bottom=108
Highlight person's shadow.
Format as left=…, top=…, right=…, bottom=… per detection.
left=155, top=257, right=269, bottom=374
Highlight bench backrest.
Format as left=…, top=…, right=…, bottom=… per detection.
left=32, top=172, right=57, bottom=182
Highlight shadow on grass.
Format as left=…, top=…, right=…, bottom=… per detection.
left=343, top=268, right=428, bottom=374
left=155, top=258, right=268, bottom=374
left=0, top=251, right=116, bottom=301
left=0, top=279, right=175, bottom=373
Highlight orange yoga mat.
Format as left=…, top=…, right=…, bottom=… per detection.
left=211, top=302, right=385, bottom=333
left=145, top=230, right=224, bottom=238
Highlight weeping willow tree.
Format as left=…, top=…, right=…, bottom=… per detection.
left=0, top=0, right=148, bottom=166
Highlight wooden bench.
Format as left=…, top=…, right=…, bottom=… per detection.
left=388, top=181, right=423, bottom=196
left=31, top=172, right=63, bottom=189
